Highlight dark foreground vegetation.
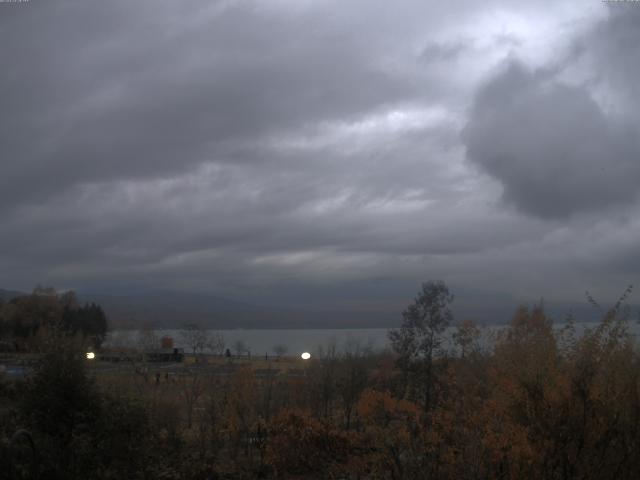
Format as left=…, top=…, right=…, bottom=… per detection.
left=1, top=283, right=640, bottom=479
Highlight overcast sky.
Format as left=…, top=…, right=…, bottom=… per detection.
left=1, top=1, right=639, bottom=317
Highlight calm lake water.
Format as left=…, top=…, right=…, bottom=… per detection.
left=105, top=321, right=640, bottom=357
left=107, top=328, right=393, bottom=356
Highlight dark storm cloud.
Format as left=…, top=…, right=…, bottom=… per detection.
left=462, top=6, right=640, bottom=219
left=462, top=60, right=640, bottom=219
left=0, top=0, right=418, bottom=208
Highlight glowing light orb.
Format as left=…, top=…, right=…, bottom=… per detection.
left=86, top=352, right=95, bottom=360
left=301, top=352, right=311, bottom=360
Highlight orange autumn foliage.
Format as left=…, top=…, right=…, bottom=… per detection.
left=264, top=408, right=359, bottom=479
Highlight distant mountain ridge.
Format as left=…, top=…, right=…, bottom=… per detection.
left=76, top=289, right=398, bottom=330
left=1, top=286, right=634, bottom=330
left=0, top=288, right=26, bottom=301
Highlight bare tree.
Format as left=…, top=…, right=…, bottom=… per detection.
left=338, top=339, right=370, bottom=429
left=233, top=339, right=248, bottom=357
left=208, top=331, right=226, bottom=356
left=178, top=371, right=206, bottom=429
left=312, top=341, right=339, bottom=419
left=182, top=323, right=211, bottom=356
left=137, top=324, right=159, bottom=353
left=272, top=344, right=288, bottom=358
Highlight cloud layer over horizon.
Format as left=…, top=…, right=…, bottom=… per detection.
left=2, top=0, right=639, bottom=318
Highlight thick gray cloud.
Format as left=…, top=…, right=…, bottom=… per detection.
left=1, top=0, right=419, bottom=207
left=462, top=5, right=640, bottom=220
left=1, top=0, right=639, bottom=320
left=462, top=59, right=640, bottom=218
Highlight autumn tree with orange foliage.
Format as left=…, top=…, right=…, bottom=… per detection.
left=265, top=408, right=360, bottom=479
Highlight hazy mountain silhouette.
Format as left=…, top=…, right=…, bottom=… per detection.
left=0, top=288, right=25, bottom=301
left=1, top=286, right=628, bottom=329
left=78, top=289, right=615, bottom=329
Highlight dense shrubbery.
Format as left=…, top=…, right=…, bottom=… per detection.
left=2, top=283, right=640, bottom=479
left=0, top=287, right=107, bottom=349
left=0, top=334, right=152, bottom=480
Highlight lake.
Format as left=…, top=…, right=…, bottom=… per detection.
left=105, top=320, right=640, bottom=357
left=106, top=328, right=393, bottom=356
